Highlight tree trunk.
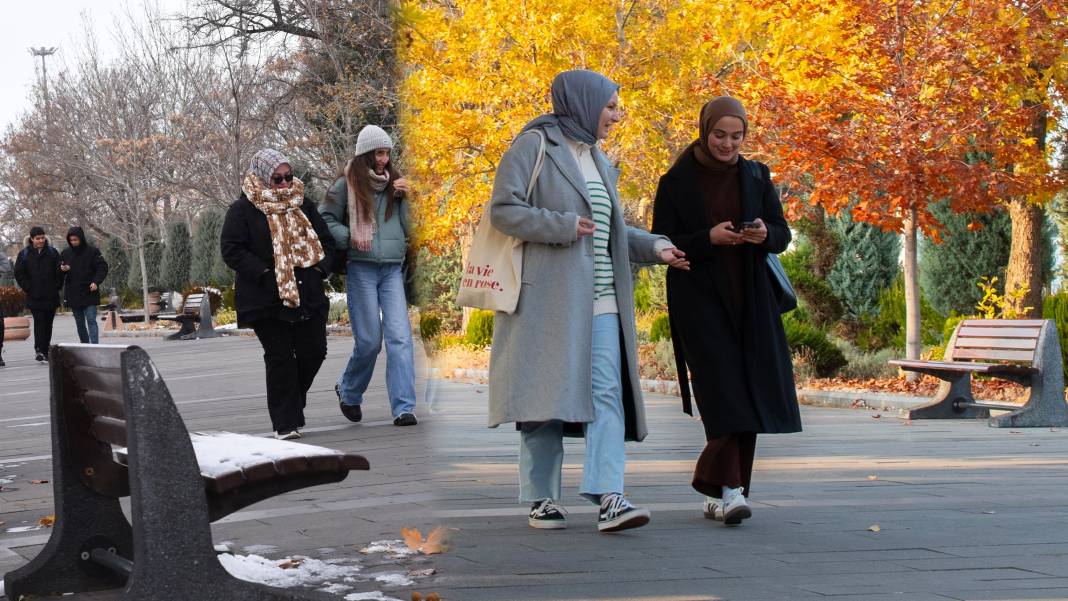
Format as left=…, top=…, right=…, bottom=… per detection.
left=138, top=236, right=150, bottom=325
left=902, top=207, right=921, bottom=381
left=460, top=223, right=474, bottom=332
left=1005, top=198, right=1044, bottom=317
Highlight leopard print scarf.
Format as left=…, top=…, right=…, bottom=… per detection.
left=242, top=174, right=325, bottom=308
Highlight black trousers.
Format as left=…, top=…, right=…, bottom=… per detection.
left=30, top=308, right=56, bottom=357
left=251, top=315, right=328, bottom=433
left=0, top=308, right=4, bottom=354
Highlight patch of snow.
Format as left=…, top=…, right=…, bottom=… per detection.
left=318, top=583, right=353, bottom=594
left=0, top=477, right=15, bottom=485
left=359, top=540, right=415, bottom=556
left=373, top=573, right=414, bottom=586
left=218, top=553, right=362, bottom=589
left=241, top=544, right=280, bottom=555
left=217, top=323, right=238, bottom=330
left=344, top=592, right=404, bottom=601
left=1, top=578, right=4, bottom=597
left=185, top=431, right=347, bottom=479
left=328, top=291, right=348, bottom=303
left=5, top=526, right=41, bottom=533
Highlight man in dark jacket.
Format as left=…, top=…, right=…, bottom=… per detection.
left=15, top=226, right=64, bottom=361
left=60, top=226, right=109, bottom=344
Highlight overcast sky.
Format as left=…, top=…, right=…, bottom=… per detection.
left=1, top=0, right=186, bottom=132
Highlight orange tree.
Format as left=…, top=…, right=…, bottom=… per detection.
left=741, top=0, right=1065, bottom=363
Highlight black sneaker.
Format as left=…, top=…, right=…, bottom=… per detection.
left=0, top=356, right=5, bottom=367
left=598, top=493, right=651, bottom=533
left=35, top=353, right=45, bottom=362
left=528, top=499, right=567, bottom=529
left=393, top=413, right=417, bottom=426
left=340, top=403, right=363, bottom=423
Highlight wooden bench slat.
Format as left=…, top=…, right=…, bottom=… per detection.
left=953, top=348, right=1035, bottom=362
left=888, top=359, right=1038, bottom=376
left=953, top=337, right=1038, bottom=350
left=960, top=318, right=1046, bottom=327
left=70, top=366, right=123, bottom=396
left=82, top=390, right=126, bottom=420
left=957, top=326, right=1042, bottom=339
left=90, top=416, right=128, bottom=447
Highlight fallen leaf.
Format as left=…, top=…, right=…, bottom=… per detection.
left=408, top=568, right=436, bottom=577
left=29, top=480, right=48, bottom=484
left=412, top=594, right=422, bottom=601
left=401, top=526, right=450, bottom=555
left=868, top=524, right=881, bottom=532
left=277, top=558, right=304, bottom=569
left=867, top=475, right=879, bottom=481
left=38, top=515, right=55, bottom=527
left=902, top=420, right=913, bottom=426
left=871, top=414, right=881, bottom=419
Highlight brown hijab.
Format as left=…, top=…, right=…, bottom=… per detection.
left=687, top=96, right=748, bottom=169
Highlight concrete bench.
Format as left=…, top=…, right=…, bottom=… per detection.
left=889, top=318, right=1068, bottom=427
left=2, top=343, right=369, bottom=600
left=158, top=293, right=220, bottom=340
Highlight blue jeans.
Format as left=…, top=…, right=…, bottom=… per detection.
left=338, top=261, right=416, bottom=417
left=519, top=313, right=625, bottom=503
left=72, top=305, right=99, bottom=344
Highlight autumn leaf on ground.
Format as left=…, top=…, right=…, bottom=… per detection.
left=38, top=515, right=55, bottom=527
left=408, top=568, right=436, bottom=577
left=867, top=475, right=878, bottom=481
left=277, top=558, right=304, bottom=569
left=412, top=593, right=440, bottom=601
left=29, top=480, right=48, bottom=484
left=402, top=526, right=450, bottom=554
left=868, top=524, right=881, bottom=532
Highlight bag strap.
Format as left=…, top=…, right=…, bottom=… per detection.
left=525, top=129, right=546, bottom=200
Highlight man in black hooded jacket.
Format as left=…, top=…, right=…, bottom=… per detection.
left=15, top=226, right=63, bottom=361
left=60, top=226, right=109, bottom=344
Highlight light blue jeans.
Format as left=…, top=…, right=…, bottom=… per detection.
left=519, top=313, right=625, bottom=504
left=72, top=305, right=99, bottom=344
left=338, top=261, right=416, bottom=417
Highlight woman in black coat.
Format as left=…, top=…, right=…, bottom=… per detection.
left=60, top=226, right=109, bottom=344
left=651, top=97, right=800, bottom=527
left=221, top=148, right=333, bottom=440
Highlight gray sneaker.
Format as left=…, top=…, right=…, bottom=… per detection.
left=598, top=493, right=650, bottom=533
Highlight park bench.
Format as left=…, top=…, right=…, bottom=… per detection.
left=157, top=292, right=220, bottom=340
left=3, top=344, right=369, bottom=600
left=889, top=318, right=1068, bottom=428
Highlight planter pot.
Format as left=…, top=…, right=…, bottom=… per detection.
left=3, top=316, right=31, bottom=342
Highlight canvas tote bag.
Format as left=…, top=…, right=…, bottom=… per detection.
left=456, top=130, right=546, bottom=314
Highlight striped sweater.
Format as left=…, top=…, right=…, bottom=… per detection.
left=568, top=139, right=618, bottom=315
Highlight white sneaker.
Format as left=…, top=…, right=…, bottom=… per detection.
left=274, top=430, right=300, bottom=440
left=702, top=496, right=724, bottom=521
left=722, top=489, right=751, bottom=525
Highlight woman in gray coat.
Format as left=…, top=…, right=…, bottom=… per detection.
left=488, top=70, right=689, bottom=533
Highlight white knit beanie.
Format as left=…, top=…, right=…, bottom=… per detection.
left=354, top=125, right=394, bottom=157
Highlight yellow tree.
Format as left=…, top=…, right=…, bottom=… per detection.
left=398, top=0, right=787, bottom=250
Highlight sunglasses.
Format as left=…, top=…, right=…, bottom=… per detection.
left=271, top=172, right=294, bottom=185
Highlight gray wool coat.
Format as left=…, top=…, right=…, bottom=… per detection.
left=487, top=123, right=669, bottom=442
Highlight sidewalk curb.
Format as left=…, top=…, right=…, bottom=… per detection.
left=102, top=325, right=354, bottom=339
left=426, top=368, right=930, bottom=413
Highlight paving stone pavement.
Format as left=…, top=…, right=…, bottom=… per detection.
left=4, top=316, right=1068, bottom=600
left=427, top=379, right=1068, bottom=601
left=1, top=315, right=441, bottom=600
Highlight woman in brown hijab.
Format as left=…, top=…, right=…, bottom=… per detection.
left=651, top=97, right=800, bottom=526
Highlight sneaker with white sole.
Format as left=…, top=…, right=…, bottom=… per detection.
left=722, top=490, right=751, bottom=525
left=274, top=430, right=300, bottom=440
left=702, top=496, right=724, bottom=521
left=528, top=499, right=567, bottom=529
left=598, top=493, right=651, bottom=533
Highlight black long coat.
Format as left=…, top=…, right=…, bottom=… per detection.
left=220, top=194, right=333, bottom=325
left=60, top=227, right=110, bottom=309
left=651, top=152, right=801, bottom=437
left=14, top=238, right=63, bottom=312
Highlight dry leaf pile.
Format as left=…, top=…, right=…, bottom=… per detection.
left=804, top=375, right=1026, bottom=402
left=401, top=527, right=449, bottom=555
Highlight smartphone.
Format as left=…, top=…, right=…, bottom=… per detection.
left=740, top=220, right=759, bottom=230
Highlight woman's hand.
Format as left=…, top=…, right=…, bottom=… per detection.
left=393, top=178, right=411, bottom=194
left=709, top=221, right=745, bottom=246
left=577, top=217, right=596, bottom=237
left=659, top=247, right=690, bottom=270
left=741, top=218, right=768, bottom=244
